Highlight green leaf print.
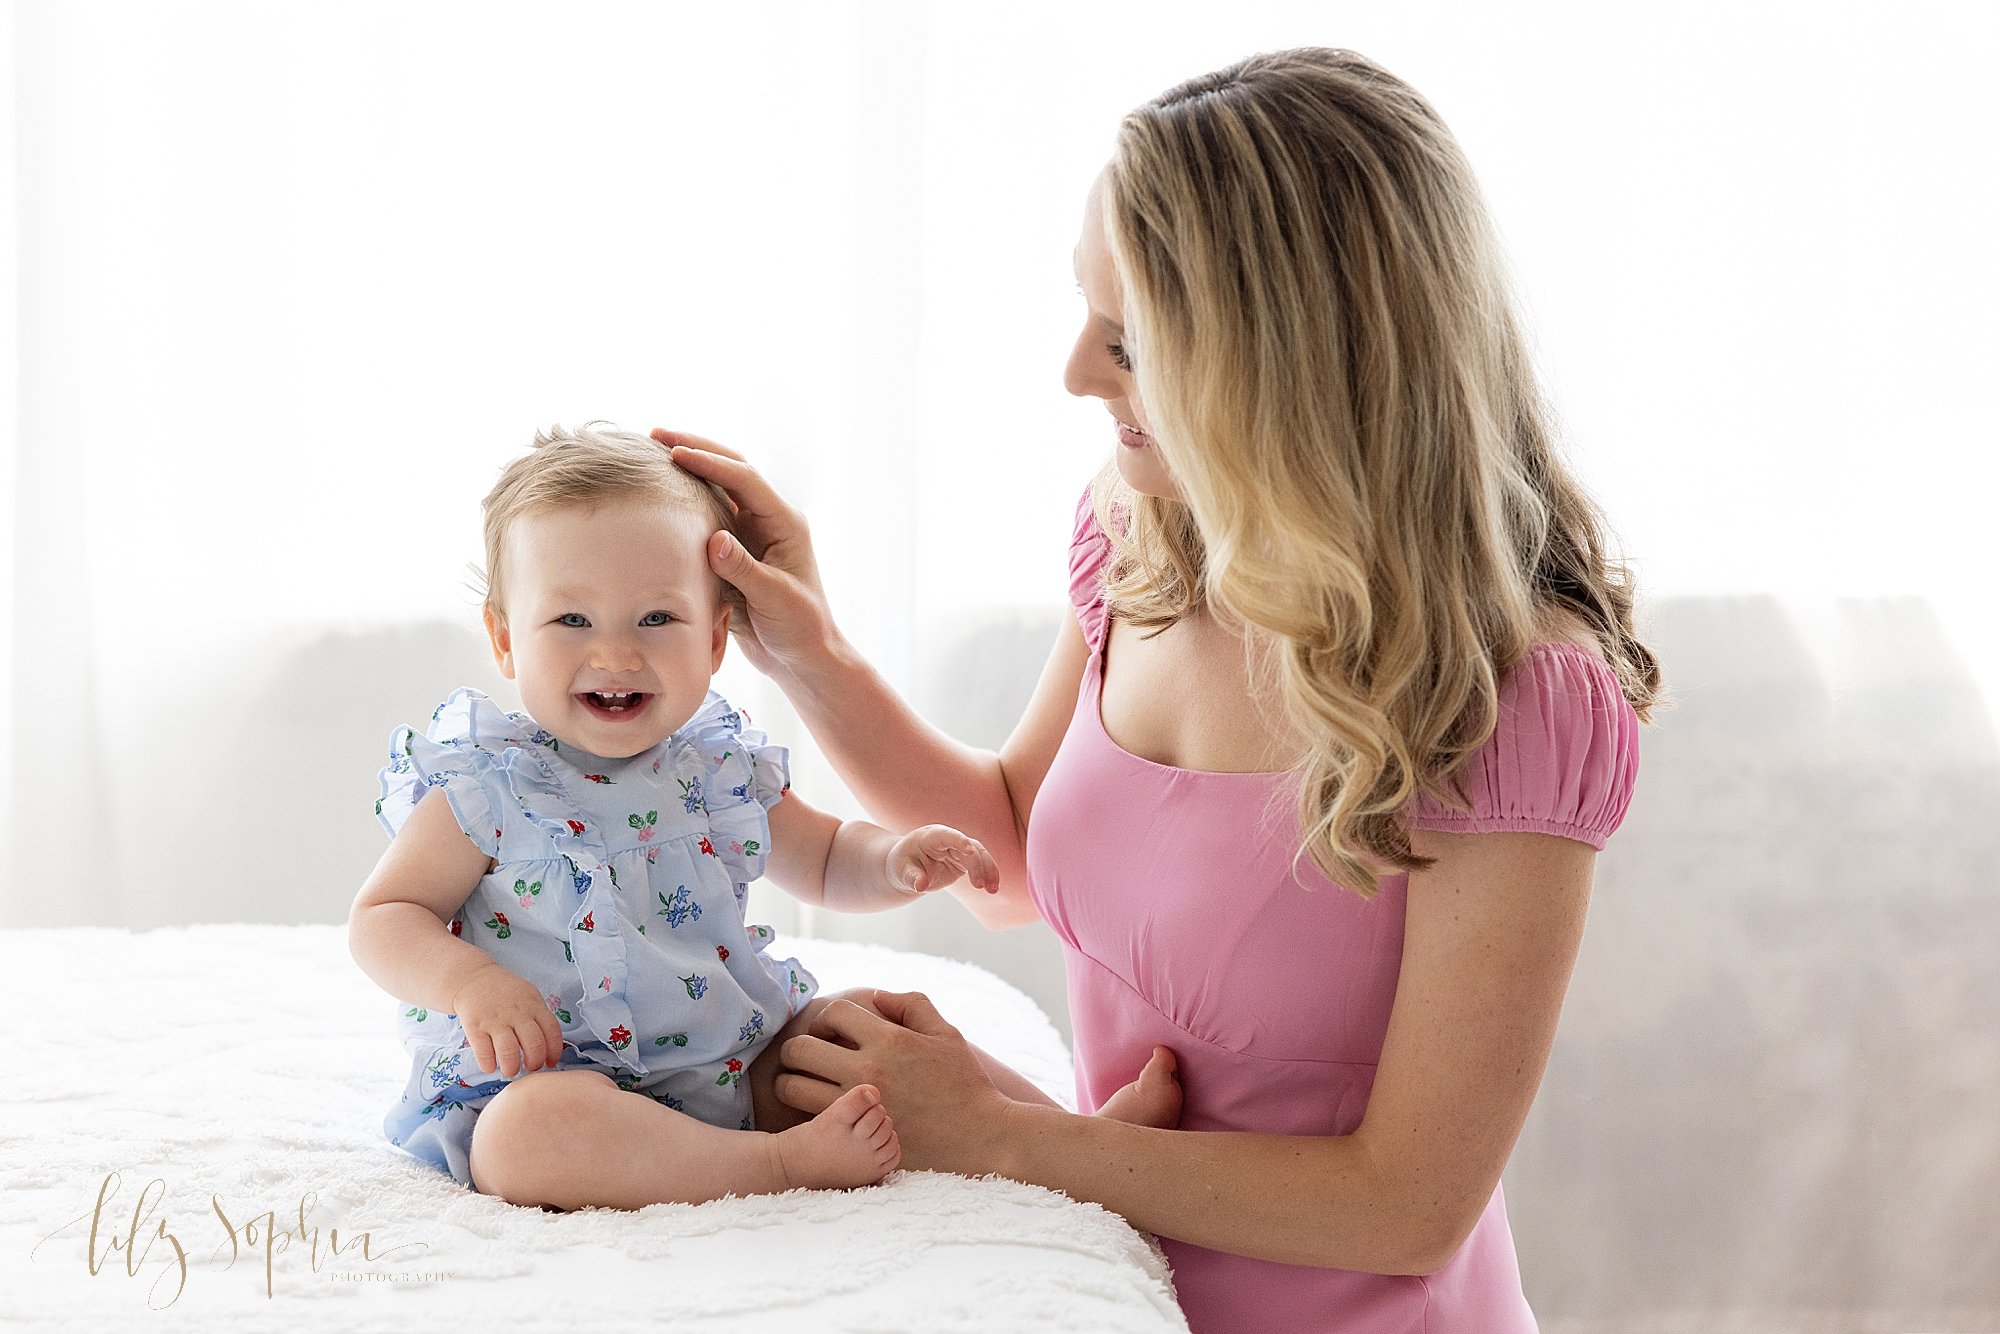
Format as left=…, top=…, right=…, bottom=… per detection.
left=655, top=1032, right=690, bottom=1047
left=629, top=810, right=660, bottom=831
left=403, top=1005, right=429, bottom=1022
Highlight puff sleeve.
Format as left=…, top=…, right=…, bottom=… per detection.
left=677, top=691, right=791, bottom=884
left=1400, top=644, right=1641, bottom=851
left=1069, top=483, right=1115, bottom=654
left=374, top=687, right=542, bottom=860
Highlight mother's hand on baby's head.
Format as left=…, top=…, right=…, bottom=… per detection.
left=650, top=428, right=840, bottom=681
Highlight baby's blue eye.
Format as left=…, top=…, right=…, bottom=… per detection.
left=639, top=611, right=673, bottom=627
left=557, top=613, right=589, bottom=628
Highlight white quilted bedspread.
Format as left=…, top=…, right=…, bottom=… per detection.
left=0, top=924, right=1187, bottom=1333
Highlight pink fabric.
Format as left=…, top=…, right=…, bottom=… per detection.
left=1025, top=486, right=1641, bottom=1333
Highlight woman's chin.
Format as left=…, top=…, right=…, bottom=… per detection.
left=1113, top=444, right=1181, bottom=500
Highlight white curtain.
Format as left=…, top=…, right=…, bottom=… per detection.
left=6, top=3, right=1998, bottom=1325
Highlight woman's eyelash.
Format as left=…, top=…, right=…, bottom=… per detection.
left=1106, top=342, right=1133, bottom=371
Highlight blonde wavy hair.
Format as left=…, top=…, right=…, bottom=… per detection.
left=1097, top=47, right=1662, bottom=897
left=476, top=421, right=740, bottom=620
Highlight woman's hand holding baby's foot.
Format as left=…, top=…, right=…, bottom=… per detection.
left=770, top=1083, right=902, bottom=1190
left=1094, top=1045, right=1183, bottom=1129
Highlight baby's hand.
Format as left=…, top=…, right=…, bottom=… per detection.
left=450, top=963, right=566, bottom=1078
left=886, top=825, right=1000, bottom=898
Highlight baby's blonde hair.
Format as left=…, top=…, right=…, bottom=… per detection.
left=476, top=422, right=739, bottom=618
left=1099, top=48, right=1662, bottom=897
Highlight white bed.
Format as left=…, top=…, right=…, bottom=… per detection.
left=0, top=924, right=1187, bottom=1333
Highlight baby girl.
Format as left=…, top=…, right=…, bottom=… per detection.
left=347, top=423, right=1000, bottom=1211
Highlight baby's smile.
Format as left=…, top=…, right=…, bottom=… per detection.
left=578, top=690, right=652, bottom=722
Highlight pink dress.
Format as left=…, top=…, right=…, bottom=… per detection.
left=1025, top=488, right=1640, bottom=1333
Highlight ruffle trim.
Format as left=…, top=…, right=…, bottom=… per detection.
left=374, top=687, right=563, bottom=859
left=666, top=691, right=791, bottom=885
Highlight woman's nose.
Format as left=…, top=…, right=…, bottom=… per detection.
left=1063, top=324, right=1120, bottom=400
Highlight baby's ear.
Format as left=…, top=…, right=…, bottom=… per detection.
left=710, top=600, right=731, bottom=672
left=483, top=604, right=516, bottom=679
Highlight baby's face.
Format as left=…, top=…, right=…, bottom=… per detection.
left=486, top=500, right=730, bottom=759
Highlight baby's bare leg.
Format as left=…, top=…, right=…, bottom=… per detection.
left=467, top=1066, right=896, bottom=1212
left=751, top=986, right=1066, bottom=1134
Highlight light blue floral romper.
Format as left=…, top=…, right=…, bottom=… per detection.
left=371, top=686, right=819, bottom=1189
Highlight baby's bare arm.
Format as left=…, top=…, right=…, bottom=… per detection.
left=348, top=789, right=507, bottom=1014
left=762, top=792, right=995, bottom=914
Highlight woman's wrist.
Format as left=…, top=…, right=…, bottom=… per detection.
left=770, top=625, right=871, bottom=714
left=982, top=1095, right=1068, bottom=1182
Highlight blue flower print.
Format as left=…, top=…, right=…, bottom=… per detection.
left=657, top=884, right=702, bottom=929
left=680, top=973, right=708, bottom=1000
left=677, top=776, right=706, bottom=816
left=738, top=1011, right=765, bottom=1044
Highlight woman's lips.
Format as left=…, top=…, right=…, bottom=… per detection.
left=1115, top=419, right=1151, bottom=449
left=578, top=691, right=651, bottom=722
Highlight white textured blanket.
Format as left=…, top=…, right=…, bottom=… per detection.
left=0, top=924, right=1186, bottom=1332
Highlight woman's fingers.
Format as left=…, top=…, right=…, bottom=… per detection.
left=868, top=990, right=961, bottom=1040
left=781, top=1030, right=871, bottom=1088
left=706, top=529, right=784, bottom=599
left=773, top=1069, right=842, bottom=1115
left=649, top=427, right=745, bottom=463
left=663, top=444, right=793, bottom=525
left=806, top=997, right=896, bottom=1047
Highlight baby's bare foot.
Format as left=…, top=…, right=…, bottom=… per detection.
left=771, top=1084, right=901, bottom=1190
left=1095, top=1045, right=1183, bottom=1129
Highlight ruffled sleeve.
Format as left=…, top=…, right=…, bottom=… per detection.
left=1400, top=644, right=1641, bottom=850
left=676, top=690, right=791, bottom=884
left=374, top=687, right=541, bottom=859
left=1069, top=482, right=1115, bottom=654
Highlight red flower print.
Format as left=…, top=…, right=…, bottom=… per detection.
left=493, top=827, right=503, bottom=842
left=449, top=918, right=463, bottom=937
left=698, top=836, right=716, bottom=857
left=609, top=1025, right=632, bottom=1048
left=580, top=911, right=595, bottom=932
left=716, top=945, right=730, bottom=961
left=584, top=774, right=611, bottom=784
left=567, top=819, right=586, bottom=835
left=726, top=1058, right=743, bottom=1073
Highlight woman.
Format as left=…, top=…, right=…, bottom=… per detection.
left=659, top=46, right=1658, bottom=1334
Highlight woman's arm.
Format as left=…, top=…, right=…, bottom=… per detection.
left=658, top=432, right=1089, bottom=929
left=777, top=826, right=1596, bottom=1276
